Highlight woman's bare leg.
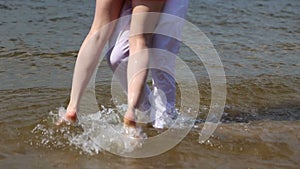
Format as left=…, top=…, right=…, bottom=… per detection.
left=124, top=0, right=166, bottom=127
left=63, top=0, right=124, bottom=123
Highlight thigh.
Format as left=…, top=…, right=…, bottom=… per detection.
left=90, top=0, right=125, bottom=31
left=130, top=0, right=166, bottom=45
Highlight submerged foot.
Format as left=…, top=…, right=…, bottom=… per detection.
left=123, top=112, right=147, bottom=139
left=123, top=111, right=140, bottom=137
left=123, top=115, right=136, bottom=128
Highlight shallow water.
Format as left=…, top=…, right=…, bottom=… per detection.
left=1, top=0, right=300, bottom=168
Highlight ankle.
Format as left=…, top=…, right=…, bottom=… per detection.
left=124, top=109, right=136, bottom=127
left=65, top=112, right=77, bottom=123
left=66, top=103, right=78, bottom=114
left=124, top=116, right=136, bottom=127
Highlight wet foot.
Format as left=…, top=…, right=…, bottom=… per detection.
left=124, top=113, right=136, bottom=128
left=123, top=111, right=147, bottom=139
left=56, top=108, right=77, bottom=125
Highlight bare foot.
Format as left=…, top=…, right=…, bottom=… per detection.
left=124, top=112, right=136, bottom=128
left=123, top=111, right=147, bottom=138
left=56, top=108, right=77, bottom=125
left=65, top=111, right=77, bottom=123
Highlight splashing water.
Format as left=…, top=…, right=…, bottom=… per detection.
left=30, top=105, right=196, bottom=156
left=30, top=106, right=148, bottom=155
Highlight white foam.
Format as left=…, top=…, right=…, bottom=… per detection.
left=31, top=105, right=194, bottom=155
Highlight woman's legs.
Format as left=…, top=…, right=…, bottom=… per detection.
left=63, top=0, right=124, bottom=122
left=124, top=0, right=166, bottom=127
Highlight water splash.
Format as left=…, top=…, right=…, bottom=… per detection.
left=30, top=106, right=148, bottom=155
left=30, top=104, right=198, bottom=156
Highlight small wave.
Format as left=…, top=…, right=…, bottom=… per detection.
left=197, top=121, right=300, bottom=164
